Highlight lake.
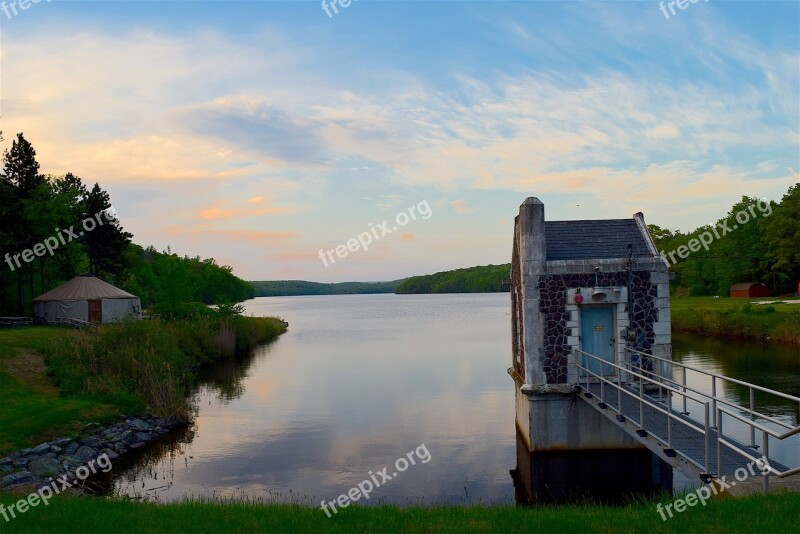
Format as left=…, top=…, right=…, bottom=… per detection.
left=109, top=294, right=800, bottom=504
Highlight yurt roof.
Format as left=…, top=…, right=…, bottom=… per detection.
left=33, top=274, right=137, bottom=302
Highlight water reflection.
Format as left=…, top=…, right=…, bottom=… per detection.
left=673, top=333, right=800, bottom=424
left=108, top=296, right=800, bottom=505
left=111, top=294, right=517, bottom=505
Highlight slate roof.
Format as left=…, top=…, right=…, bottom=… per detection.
left=544, top=219, right=654, bottom=261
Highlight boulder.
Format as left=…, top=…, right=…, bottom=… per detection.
left=82, top=436, right=103, bottom=448
left=129, top=419, right=152, bottom=431
left=28, top=457, right=64, bottom=478
left=1, top=471, right=34, bottom=488
left=114, top=430, right=133, bottom=443
left=32, top=443, right=51, bottom=454
left=73, top=446, right=98, bottom=463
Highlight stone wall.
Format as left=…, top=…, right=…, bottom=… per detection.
left=538, top=269, right=660, bottom=384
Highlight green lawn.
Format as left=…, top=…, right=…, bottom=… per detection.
left=670, top=296, right=800, bottom=344
left=0, top=492, right=798, bottom=533
left=670, top=295, right=800, bottom=314
left=0, top=326, right=118, bottom=455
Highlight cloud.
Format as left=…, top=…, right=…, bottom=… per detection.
left=198, top=207, right=239, bottom=221
left=451, top=200, right=476, bottom=214
left=196, top=201, right=299, bottom=221
left=171, top=96, right=330, bottom=166
left=271, top=252, right=321, bottom=262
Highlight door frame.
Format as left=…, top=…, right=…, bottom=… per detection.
left=579, top=305, right=617, bottom=378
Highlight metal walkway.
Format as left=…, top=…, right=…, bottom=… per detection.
left=576, top=348, right=800, bottom=494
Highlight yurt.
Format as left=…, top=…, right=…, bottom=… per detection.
left=33, top=274, right=141, bottom=324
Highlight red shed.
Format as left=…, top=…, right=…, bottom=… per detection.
left=730, top=282, right=771, bottom=298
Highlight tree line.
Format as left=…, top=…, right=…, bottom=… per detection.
left=648, top=185, right=799, bottom=296
left=0, top=132, right=254, bottom=315
left=395, top=264, right=510, bottom=294
left=394, top=184, right=799, bottom=296
left=251, top=280, right=400, bottom=297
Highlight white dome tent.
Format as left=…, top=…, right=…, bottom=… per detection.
left=33, top=274, right=141, bottom=324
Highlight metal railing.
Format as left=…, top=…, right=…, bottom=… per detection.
left=575, top=348, right=713, bottom=474
left=574, top=347, right=800, bottom=492
left=625, top=347, right=800, bottom=447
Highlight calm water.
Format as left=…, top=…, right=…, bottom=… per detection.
left=109, top=294, right=800, bottom=504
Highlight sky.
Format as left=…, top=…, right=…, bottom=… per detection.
left=1, top=0, right=798, bottom=282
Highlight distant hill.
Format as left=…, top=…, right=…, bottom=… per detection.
left=250, top=280, right=402, bottom=297
left=395, top=264, right=510, bottom=294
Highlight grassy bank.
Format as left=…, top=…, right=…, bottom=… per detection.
left=0, top=326, right=119, bottom=455
left=0, top=492, right=798, bottom=532
left=671, top=297, right=800, bottom=344
left=0, top=313, right=286, bottom=455
left=46, top=313, right=287, bottom=420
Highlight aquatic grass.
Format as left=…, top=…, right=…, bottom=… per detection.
left=45, top=315, right=287, bottom=420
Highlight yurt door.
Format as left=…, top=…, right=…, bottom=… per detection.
left=88, top=300, right=102, bottom=323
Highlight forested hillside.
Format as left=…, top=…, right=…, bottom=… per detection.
left=395, top=264, right=510, bottom=294
left=648, top=185, right=799, bottom=296
left=394, top=184, right=799, bottom=297
left=251, top=280, right=401, bottom=297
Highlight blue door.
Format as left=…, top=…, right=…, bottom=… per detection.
left=580, top=307, right=616, bottom=376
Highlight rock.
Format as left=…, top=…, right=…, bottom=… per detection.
left=50, top=445, right=63, bottom=454
left=52, top=438, right=73, bottom=447
left=32, top=443, right=51, bottom=454
left=21, top=448, right=35, bottom=457
left=129, top=419, right=152, bottom=431
left=82, top=436, right=103, bottom=448
left=114, top=430, right=133, bottom=443
left=13, top=459, right=28, bottom=469
left=0, top=465, right=13, bottom=474
left=39, top=452, right=57, bottom=461
left=0, top=457, right=12, bottom=466
left=101, top=450, right=120, bottom=461
left=61, top=457, right=82, bottom=471
left=73, top=446, right=98, bottom=463
left=129, top=442, right=145, bottom=450
left=28, top=457, right=63, bottom=478
left=134, top=432, right=151, bottom=442
left=63, top=442, right=79, bottom=456
left=1, top=471, right=33, bottom=488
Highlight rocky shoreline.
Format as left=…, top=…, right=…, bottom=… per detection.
left=0, top=414, right=186, bottom=493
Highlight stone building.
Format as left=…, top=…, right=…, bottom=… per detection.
left=509, top=197, right=673, bottom=503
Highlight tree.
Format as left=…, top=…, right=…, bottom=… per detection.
left=2, top=133, right=45, bottom=313
left=762, top=184, right=800, bottom=293
left=81, top=183, right=132, bottom=280
left=3, top=133, right=44, bottom=198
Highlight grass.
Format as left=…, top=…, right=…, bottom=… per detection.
left=670, top=296, right=800, bottom=313
left=0, top=314, right=286, bottom=456
left=670, top=296, right=800, bottom=344
left=46, top=314, right=288, bottom=420
left=0, top=326, right=119, bottom=456
left=0, top=492, right=799, bottom=532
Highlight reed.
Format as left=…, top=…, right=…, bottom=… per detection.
left=45, top=313, right=287, bottom=419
